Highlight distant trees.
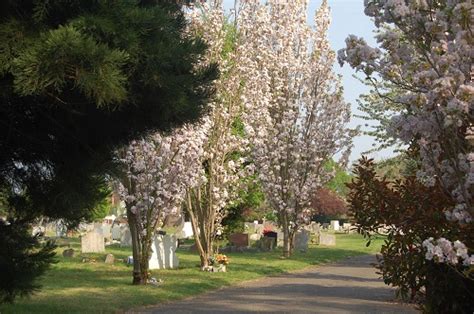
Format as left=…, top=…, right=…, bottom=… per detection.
left=311, top=188, right=347, bottom=219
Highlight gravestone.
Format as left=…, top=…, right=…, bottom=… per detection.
left=149, top=234, right=179, bottom=269
left=104, top=253, right=115, bottom=264
left=322, top=223, right=330, bottom=230
left=229, top=233, right=249, bottom=248
left=255, top=224, right=264, bottom=235
left=260, top=236, right=275, bottom=251
left=276, top=230, right=284, bottom=247
left=244, top=222, right=256, bottom=234
left=309, top=222, right=321, bottom=234
left=81, top=231, right=105, bottom=253
left=330, top=220, right=340, bottom=231
left=120, top=228, right=132, bottom=247
left=182, top=222, right=194, bottom=238
left=295, top=229, right=310, bottom=252
left=101, top=224, right=111, bottom=238
left=111, top=225, right=122, bottom=240
left=55, top=222, right=67, bottom=237
left=62, top=248, right=75, bottom=258
left=249, top=233, right=261, bottom=241
left=319, top=233, right=336, bottom=246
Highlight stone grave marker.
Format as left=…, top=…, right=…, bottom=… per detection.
left=249, top=233, right=261, bottom=241
left=330, top=220, right=340, bottom=231
left=62, top=248, right=75, bottom=258
left=149, top=234, right=179, bottom=269
left=294, top=229, right=310, bottom=252
left=111, top=225, right=121, bottom=240
left=309, top=222, right=321, bottom=234
left=120, top=228, right=132, bottom=247
left=104, top=253, right=115, bottom=264
left=182, top=221, right=194, bottom=238
left=81, top=230, right=105, bottom=253
left=276, top=230, right=284, bottom=247
left=101, top=224, right=112, bottom=242
left=319, top=233, right=336, bottom=246
left=229, top=233, right=249, bottom=248
left=260, top=236, right=275, bottom=251
left=244, top=222, right=256, bottom=234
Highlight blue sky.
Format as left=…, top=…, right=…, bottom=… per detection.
left=222, top=0, right=397, bottom=162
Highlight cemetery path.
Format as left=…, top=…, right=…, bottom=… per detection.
left=135, top=254, right=418, bottom=314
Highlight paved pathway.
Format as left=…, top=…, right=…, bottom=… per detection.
left=136, top=255, right=418, bottom=314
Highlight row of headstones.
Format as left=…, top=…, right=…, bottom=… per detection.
left=81, top=228, right=179, bottom=269
left=228, top=228, right=336, bottom=252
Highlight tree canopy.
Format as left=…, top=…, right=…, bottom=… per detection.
left=0, top=0, right=217, bottom=224
left=0, top=0, right=216, bottom=302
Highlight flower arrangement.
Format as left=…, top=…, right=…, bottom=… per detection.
left=215, top=254, right=230, bottom=265
left=263, top=227, right=274, bottom=236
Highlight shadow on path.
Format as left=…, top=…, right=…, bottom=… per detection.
left=132, top=255, right=418, bottom=314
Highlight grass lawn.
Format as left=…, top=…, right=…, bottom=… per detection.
left=1, top=233, right=384, bottom=313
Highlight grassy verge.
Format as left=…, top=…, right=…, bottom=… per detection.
left=1, top=233, right=383, bottom=313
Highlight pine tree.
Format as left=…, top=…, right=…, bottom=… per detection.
left=0, top=0, right=216, bottom=301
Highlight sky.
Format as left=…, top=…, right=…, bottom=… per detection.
left=222, top=0, right=398, bottom=163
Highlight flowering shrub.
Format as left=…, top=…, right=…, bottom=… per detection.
left=348, top=157, right=474, bottom=310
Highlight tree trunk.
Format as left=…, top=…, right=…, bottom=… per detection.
left=186, top=191, right=216, bottom=269
left=127, top=209, right=146, bottom=284
left=282, top=214, right=291, bottom=258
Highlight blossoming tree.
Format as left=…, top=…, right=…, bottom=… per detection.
left=238, top=0, right=352, bottom=257
left=185, top=2, right=250, bottom=269
left=116, top=125, right=207, bottom=284
left=338, top=0, right=473, bottom=262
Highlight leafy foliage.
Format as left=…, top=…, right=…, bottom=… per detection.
left=0, top=220, right=56, bottom=304
left=348, top=157, right=474, bottom=310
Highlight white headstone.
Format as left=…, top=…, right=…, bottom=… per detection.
left=149, top=234, right=179, bottom=269
left=81, top=231, right=105, bottom=253
left=276, top=230, right=284, bottom=247
left=249, top=233, right=262, bottom=241
left=319, top=233, right=336, bottom=246
left=330, top=220, right=340, bottom=231
left=183, top=222, right=194, bottom=238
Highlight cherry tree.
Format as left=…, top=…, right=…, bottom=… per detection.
left=338, top=0, right=473, bottom=263
left=116, top=124, right=207, bottom=284
left=185, top=2, right=250, bottom=268
left=238, top=0, right=352, bottom=257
